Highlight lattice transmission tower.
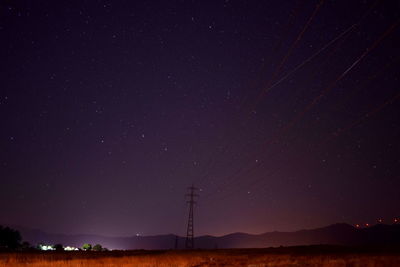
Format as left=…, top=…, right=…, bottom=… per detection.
left=185, top=185, right=198, bottom=249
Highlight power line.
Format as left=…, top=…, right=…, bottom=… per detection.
left=194, top=7, right=363, bottom=189
left=191, top=1, right=325, bottom=188
left=255, top=0, right=325, bottom=106
left=201, top=18, right=399, bottom=204
left=198, top=2, right=393, bottom=205
left=279, top=18, right=400, bottom=136
left=326, top=91, right=400, bottom=143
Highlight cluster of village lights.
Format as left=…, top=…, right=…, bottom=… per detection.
left=355, top=218, right=399, bottom=228
left=38, top=245, right=79, bottom=251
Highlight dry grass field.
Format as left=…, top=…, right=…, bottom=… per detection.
left=1, top=247, right=400, bottom=267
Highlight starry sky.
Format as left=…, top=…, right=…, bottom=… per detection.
left=1, top=0, right=400, bottom=237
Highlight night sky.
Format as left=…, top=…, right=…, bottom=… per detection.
left=1, top=0, right=400, bottom=237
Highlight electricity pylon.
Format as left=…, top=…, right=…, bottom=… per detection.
left=185, top=185, right=198, bottom=249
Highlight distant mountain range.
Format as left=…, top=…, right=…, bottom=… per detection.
left=10, top=223, right=400, bottom=250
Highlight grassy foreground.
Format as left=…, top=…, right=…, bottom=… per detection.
left=1, top=246, right=400, bottom=267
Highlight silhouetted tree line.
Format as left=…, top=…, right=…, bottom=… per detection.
left=82, top=243, right=107, bottom=251
left=1, top=225, right=108, bottom=251
left=0, top=225, right=23, bottom=250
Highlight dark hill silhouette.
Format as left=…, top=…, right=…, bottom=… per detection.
left=9, top=223, right=400, bottom=250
